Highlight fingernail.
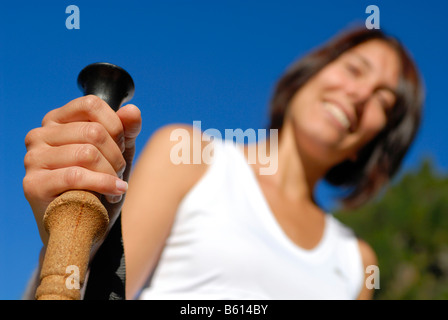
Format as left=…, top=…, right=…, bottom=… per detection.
left=116, top=179, right=128, bottom=193
left=118, top=135, right=126, bottom=153
left=106, top=194, right=122, bottom=204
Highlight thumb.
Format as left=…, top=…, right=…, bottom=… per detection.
left=116, top=104, right=142, bottom=182
left=117, top=104, right=142, bottom=151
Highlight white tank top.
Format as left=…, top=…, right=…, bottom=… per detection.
left=138, top=139, right=364, bottom=300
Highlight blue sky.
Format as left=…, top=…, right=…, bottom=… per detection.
left=1, top=0, right=447, bottom=299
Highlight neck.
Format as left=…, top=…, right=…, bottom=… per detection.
left=255, top=120, right=329, bottom=204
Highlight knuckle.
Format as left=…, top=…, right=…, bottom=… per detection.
left=76, top=144, right=100, bottom=166
left=24, top=150, right=38, bottom=169
left=24, top=128, right=40, bottom=148
left=81, top=95, right=107, bottom=116
left=22, top=175, right=35, bottom=198
left=23, top=174, right=43, bottom=200
left=83, top=122, right=107, bottom=145
left=41, top=110, right=54, bottom=127
left=64, top=167, right=83, bottom=186
left=82, top=95, right=104, bottom=110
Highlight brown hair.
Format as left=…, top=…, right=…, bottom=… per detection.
left=269, top=26, right=425, bottom=209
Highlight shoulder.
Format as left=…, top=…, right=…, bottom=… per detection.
left=145, top=123, right=205, bottom=155
left=135, top=123, right=211, bottom=197
left=357, top=238, right=378, bottom=267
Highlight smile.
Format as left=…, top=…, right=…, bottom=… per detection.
left=323, top=101, right=352, bottom=132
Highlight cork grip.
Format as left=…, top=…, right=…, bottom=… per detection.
left=35, top=191, right=109, bottom=300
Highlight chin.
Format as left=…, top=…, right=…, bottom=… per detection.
left=293, top=120, right=352, bottom=164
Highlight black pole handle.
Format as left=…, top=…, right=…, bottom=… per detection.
left=77, top=62, right=135, bottom=111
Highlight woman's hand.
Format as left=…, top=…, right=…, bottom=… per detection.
left=23, top=95, right=142, bottom=246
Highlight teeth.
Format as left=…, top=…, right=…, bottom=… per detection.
left=323, top=102, right=350, bottom=130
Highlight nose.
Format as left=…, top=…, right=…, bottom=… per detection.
left=345, top=80, right=383, bottom=129
left=345, top=78, right=375, bottom=106
left=343, top=78, right=378, bottom=130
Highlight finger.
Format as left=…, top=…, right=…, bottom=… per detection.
left=42, top=95, right=125, bottom=147
left=36, top=122, right=126, bottom=174
left=42, top=167, right=128, bottom=199
left=24, top=144, right=119, bottom=178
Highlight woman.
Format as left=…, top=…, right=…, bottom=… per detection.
left=23, top=26, right=424, bottom=300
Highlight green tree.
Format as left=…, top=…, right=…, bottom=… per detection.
left=335, top=157, right=448, bottom=300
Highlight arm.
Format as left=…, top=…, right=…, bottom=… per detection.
left=122, top=124, right=210, bottom=299
left=356, top=238, right=379, bottom=300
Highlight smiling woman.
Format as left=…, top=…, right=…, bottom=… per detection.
left=128, top=26, right=424, bottom=300
left=269, top=27, right=424, bottom=210
left=22, top=25, right=424, bottom=300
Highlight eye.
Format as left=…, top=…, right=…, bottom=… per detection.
left=375, top=92, right=395, bottom=114
left=345, top=63, right=362, bottom=77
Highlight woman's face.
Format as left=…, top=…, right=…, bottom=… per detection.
left=288, top=39, right=400, bottom=167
